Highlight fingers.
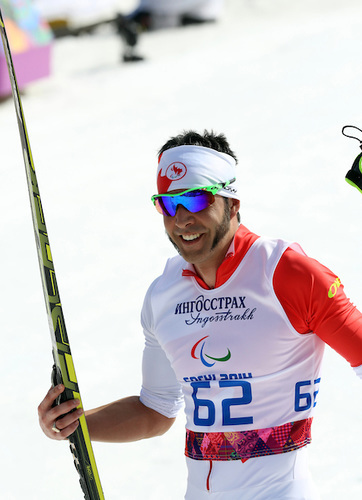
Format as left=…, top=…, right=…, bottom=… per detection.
left=38, top=385, right=84, bottom=440
left=52, top=406, right=84, bottom=440
left=39, top=384, right=64, bottom=412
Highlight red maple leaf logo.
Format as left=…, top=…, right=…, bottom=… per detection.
left=171, top=165, right=183, bottom=177
left=157, top=162, right=187, bottom=193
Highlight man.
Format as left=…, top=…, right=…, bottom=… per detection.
left=39, top=130, right=362, bottom=499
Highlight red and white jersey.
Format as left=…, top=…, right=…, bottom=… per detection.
left=140, top=226, right=362, bottom=436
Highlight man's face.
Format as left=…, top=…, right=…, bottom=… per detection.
left=163, top=194, right=238, bottom=272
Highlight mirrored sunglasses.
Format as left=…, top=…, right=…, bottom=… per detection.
left=151, top=179, right=235, bottom=217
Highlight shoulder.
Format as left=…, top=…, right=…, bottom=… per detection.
left=143, top=255, right=185, bottom=304
left=246, top=236, right=292, bottom=277
left=141, top=255, right=184, bottom=332
left=275, top=245, right=337, bottom=289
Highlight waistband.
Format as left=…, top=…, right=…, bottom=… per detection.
left=185, top=418, right=312, bottom=462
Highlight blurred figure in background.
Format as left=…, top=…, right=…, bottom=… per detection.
left=32, top=0, right=226, bottom=61
left=128, top=0, right=225, bottom=30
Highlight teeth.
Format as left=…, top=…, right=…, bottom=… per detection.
left=182, top=234, right=200, bottom=241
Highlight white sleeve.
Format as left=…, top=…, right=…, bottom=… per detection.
left=353, top=364, right=362, bottom=380
left=139, top=281, right=184, bottom=418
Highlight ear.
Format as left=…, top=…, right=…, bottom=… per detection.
left=229, top=198, right=240, bottom=218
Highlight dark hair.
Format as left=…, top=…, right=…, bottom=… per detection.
left=158, top=129, right=238, bottom=163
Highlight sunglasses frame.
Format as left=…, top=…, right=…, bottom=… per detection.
left=151, top=178, right=236, bottom=217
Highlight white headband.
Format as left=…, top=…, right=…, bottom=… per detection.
left=157, top=145, right=239, bottom=200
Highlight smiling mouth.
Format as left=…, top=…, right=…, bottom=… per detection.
left=181, top=233, right=201, bottom=241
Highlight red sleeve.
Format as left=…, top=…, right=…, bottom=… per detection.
left=273, top=246, right=362, bottom=367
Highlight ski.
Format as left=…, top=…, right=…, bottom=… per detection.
left=0, top=10, right=105, bottom=500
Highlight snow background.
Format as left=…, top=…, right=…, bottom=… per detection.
left=0, top=0, right=361, bottom=498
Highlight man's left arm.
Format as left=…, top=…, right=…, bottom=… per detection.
left=273, top=247, right=362, bottom=374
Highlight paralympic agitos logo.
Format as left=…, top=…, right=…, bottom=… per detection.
left=191, top=335, right=231, bottom=367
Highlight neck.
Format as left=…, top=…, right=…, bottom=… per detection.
left=193, top=231, right=235, bottom=289
left=193, top=265, right=217, bottom=289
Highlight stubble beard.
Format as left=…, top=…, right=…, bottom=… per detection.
left=211, top=200, right=231, bottom=250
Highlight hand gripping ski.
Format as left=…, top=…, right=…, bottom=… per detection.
left=0, top=10, right=105, bottom=500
